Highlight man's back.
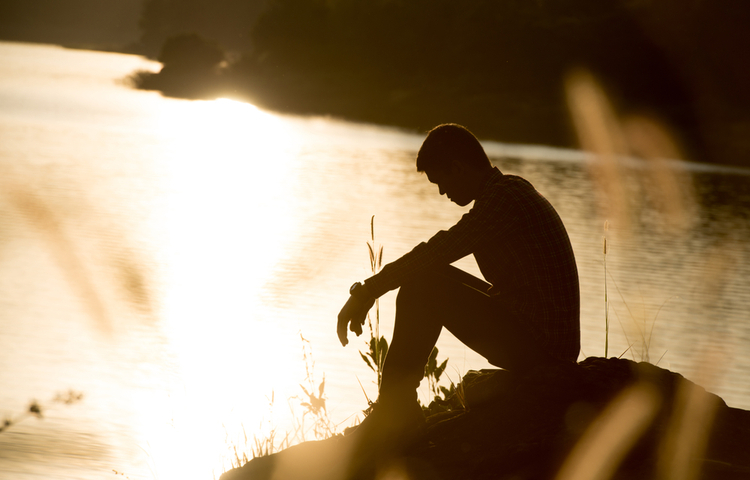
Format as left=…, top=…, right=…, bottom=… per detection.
left=472, top=172, right=580, bottom=360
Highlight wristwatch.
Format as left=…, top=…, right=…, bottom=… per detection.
left=349, top=282, right=372, bottom=300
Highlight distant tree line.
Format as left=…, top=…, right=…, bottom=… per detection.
left=3, top=0, right=745, bottom=163
left=137, top=0, right=749, bottom=165
left=137, top=0, right=268, bottom=56
left=0, top=0, right=141, bottom=48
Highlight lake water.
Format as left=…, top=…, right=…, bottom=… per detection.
left=0, top=41, right=748, bottom=480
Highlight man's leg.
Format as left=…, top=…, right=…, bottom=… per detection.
left=347, top=266, right=552, bottom=471
left=378, top=265, right=554, bottom=404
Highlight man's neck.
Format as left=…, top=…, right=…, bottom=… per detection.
left=468, top=166, right=496, bottom=198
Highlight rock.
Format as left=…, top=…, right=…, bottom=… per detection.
left=220, top=357, right=750, bottom=480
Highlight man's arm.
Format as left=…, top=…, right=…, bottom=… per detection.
left=442, top=264, right=492, bottom=294
left=361, top=176, right=520, bottom=299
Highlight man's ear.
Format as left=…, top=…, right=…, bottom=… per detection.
left=448, top=159, right=467, bottom=177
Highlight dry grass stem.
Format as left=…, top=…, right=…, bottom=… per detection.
left=565, top=68, right=631, bottom=234
left=556, top=384, right=660, bottom=480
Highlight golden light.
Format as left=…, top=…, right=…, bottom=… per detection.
left=138, top=97, right=307, bottom=479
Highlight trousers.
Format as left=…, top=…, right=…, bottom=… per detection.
left=378, top=265, right=562, bottom=403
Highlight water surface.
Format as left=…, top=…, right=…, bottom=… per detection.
left=1, top=41, right=748, bottom=480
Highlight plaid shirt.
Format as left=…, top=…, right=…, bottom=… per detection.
left=364, top=168, right=580, bottom=360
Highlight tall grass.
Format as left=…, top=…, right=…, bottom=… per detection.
left=599, top=230, right=674, bottom=364
left=603, top=221, right=610, bottom=358
left=564, top=66, right=730, bottom=480
left=359, top=216, right=387, bottom=394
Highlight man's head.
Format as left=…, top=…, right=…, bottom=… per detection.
left=416, top=124, right=494, bottom=206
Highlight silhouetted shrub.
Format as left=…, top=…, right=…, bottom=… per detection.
left=158, top=32, right=225, bottom=72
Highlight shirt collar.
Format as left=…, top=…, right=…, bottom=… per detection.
left=479, top=167, right=504, bottom=196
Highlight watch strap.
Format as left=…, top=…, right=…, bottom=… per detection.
left=350, top=282, right=372, bottom=300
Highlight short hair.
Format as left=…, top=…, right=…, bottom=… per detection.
left=416, top=124, right=491, bottom=173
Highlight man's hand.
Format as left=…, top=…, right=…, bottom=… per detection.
left=337, top=294, right=375, bottom=346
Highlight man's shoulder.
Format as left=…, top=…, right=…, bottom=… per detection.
left=489, top=172, right=535, bottom=196
left=471, top=174, right=538, bottom=218
left=496, top=172, right=531, bottom=185
left=477, top=172, right=551, bottom=216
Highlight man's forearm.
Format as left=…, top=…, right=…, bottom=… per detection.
left=441, top=265, right=491, bottom=294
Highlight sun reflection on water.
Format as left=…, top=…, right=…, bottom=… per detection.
left=144, top=97, right=307, bottom=478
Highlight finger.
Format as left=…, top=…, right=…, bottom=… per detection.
left=337, top=314, right=349, bottom=346
left=352, top=322, right=362, bottom=336
left=352, top=310, right=367, bottom=336
left=338, top=329, right=348, bottom=346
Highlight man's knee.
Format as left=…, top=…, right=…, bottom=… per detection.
left=396, top=268, right=485, bottom=314
left=395, top=279, right=433, bottom=311
left=397, top=269, right=455, bottom=312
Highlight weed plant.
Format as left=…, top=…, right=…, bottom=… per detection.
left=600, top=228, right=671, bottom=364
left=358, top=216, right=387, bottom=395
left=294, top=334, right=335, bottom=441
left=358, top=217, right=455, bottom=414
left=605, top=267, right=673, bottom=364
left=236, top=334, right=337, bottom=464
left=0, top=390, right=83, bottom=434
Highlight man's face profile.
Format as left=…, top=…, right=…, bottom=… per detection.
left=426, top=163, right=474, bottom=207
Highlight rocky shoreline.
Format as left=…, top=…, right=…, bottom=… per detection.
left=221, top=357, right=750, bottom=480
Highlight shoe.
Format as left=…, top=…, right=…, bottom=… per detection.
left=348, top=398, right=425, bottom=438
left=344, top=399, right=425, bottom=475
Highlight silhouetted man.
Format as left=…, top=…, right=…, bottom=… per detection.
left=337, top=124, right=580, bottom=446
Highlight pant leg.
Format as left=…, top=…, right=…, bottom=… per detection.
left=378, top=266, right=555, bottom=403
